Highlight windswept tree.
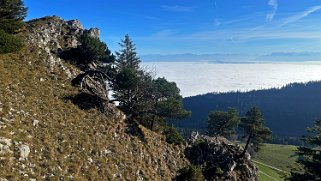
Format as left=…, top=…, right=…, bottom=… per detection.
left=207, top=108, right=240, bottom=138
left=238, top=107, right=272, bottom=158
left=111, top=35, right=190, bottom=131
left=0, top=0, right=27, bottom=33
left=288, top=120, right=321, bottom=181
left=140, top=77, right=191, bottom=130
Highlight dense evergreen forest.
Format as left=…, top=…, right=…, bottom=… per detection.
left=173, top=81, right=321, bottom=138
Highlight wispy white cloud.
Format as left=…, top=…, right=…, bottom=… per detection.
left=136, top=28, right=321, bottom=42
left=266, top=0, right=278, bottom=22
left=238, top=30, right=321, bottom=41
left=281, top=6, right=321, bottom=26
left=161, top=5, right=193, bottom=12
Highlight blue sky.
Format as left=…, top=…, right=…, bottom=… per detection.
left=25, top=0, right=321, bottom=61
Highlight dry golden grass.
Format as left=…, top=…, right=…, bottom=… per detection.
left=0, top=50, right=187, bottom=180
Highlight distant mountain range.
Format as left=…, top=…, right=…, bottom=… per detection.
left=141, top=52, right=321, bottom=62
left=172, top=81, right=321, bottom=137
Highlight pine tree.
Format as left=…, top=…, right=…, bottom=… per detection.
left=207, top=108, right=240, bottom=138
left=288, top=120, right=321, bottom=180
left=238, top=107, right=272, bottom=158
left=78, top=32, right=115, bottom=65
left=115, top=34, right=140, bottom=70
left=111, top=35, right=190, bottom=132
left=0, top=0, right=27, bottom=33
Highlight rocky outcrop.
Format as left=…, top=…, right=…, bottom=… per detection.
left=185, top=132, right=258, bottom=181
left=23, top=16, right=99, bottom=77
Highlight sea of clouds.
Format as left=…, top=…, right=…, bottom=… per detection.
left=141, top=61, right=321, bottom=97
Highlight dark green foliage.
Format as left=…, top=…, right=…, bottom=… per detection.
left=153, top=78, right=190, bottom=119
left=164, top=125, right=184, bottom=145
left=239, top=107, right=272, bottom=157
left=0, top=0, right=27, bottom=33
left=112, top=35, right=190, bottom=131
left=115, top=34, right=140, bottom=69
left=289, top=120, right=321, bottom=180
left=115, top=67, right=140, bottom=90
left=113, top=67, right=141, bottom=114
left=156, top=98, right=190, bottom=118
left=176, top=165, right=205, bottom=181
left=177, top=81, right=321, bottom=137
left=0, top=0, right=27, bottom=54
left=0, top=30, right=23, bottom=53
left=207, top=108, right=239, bottom=138
left=136, top=77, right=191, bottom=130
left=78, top=32, right=114, bottom=64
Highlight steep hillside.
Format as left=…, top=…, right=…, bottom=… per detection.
left=0, top=16, right=259, bottom=181
left=0, top=17, right=187, bottom=180
left=176, top=82, right=321, bottom=137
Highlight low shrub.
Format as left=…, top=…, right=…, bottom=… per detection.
left=176, top=165, right=205, bottom=181
left=164, top=125, right=185, bottom=145
left=0, top=30, right=23, bottom=54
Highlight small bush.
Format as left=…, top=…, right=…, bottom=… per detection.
left=164, top=125, right=185, bottom=145
left=0, top=30, right=23, bottom=54
left=176, top=165, right=205, bottom=181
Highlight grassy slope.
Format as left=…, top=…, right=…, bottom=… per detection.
left=255, top=144, right=297, bottom=171
left=255, top=144, right=297, bottom=181
left=0, top=50, right=187, bottom=180
left=256, top=163, right=282, bottom=181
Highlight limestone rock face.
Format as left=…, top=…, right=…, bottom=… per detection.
left=85, top=28, right=100, bottom=38
left=23, top=16, right=100, bottom=77
left=186, top=132, right=259, bottom=181
left=25, top=16, right=86, bottom=50
left=67, top=19, right=84, bottom=32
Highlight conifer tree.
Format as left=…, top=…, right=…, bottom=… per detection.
left=78, top=32, right=115, bottom=65
left=115, top=34, right=140, bottom=70
left=0, top=0, right=27, bottom=53
left=112, top=35, right=190, bottom=132
left=207, top=108, right=240, bottom=138
left=238, top=107, right=272, bottom=158
left=0, top=0, right=27, bottom=33
left=288, top=120, right=321, bottom=180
